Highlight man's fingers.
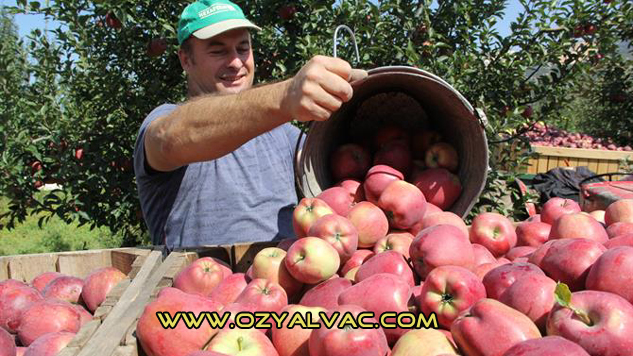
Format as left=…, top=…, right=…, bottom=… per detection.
left=319, top=56, right=353, bottom=81
left=350, top=68, right=368, bottom=82
left=320, top=70, right=354, bottom=103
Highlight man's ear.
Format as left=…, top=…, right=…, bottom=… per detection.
left=178, top=47, right=193, bottom=73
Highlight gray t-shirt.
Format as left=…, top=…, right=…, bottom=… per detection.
left=134, top=103, right=303, bottom=248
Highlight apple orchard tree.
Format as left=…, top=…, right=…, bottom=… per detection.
left=1, top=0, right=631, bottom=245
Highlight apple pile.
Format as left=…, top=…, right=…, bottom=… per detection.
left=136, top=191, right=633, bottom=355
left=0, top=266, right=127, bottom=355
left=328, top=123, right=462, bottom=211
left=523, top=122, right=632, bottom=151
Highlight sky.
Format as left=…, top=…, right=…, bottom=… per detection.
left=5, top=0, right=524, bottom=40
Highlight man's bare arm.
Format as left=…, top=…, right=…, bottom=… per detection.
left=144, top=56, right=367, bottom=172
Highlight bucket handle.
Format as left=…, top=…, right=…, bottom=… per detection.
left=293, top=25, right=362, bottom=198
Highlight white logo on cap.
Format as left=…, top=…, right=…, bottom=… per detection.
left=198, top=4, right=236, bottom=19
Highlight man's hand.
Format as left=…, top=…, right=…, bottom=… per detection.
left=282, top=55, right=368, bottom=123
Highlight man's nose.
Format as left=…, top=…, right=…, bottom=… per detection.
left=226, top=48, right=244, bottom=68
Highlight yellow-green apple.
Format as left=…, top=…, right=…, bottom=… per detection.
left=340, top=249, right=375, bottom=275
left=316, top=187, right=355, bottom=216
left=251, top=248, right=304, bottom=300
left=411, top=168, right=462, bottom=210
left=605, top=199, right=633, bottom=225
left=137, top=287, right=223, bottom=356
left=271, top=304, right=325, bottom=356
left=502, top=336, right=590, bottom=356
left=419, top=265, right=486, bottom=329
left=410, top=224, right=475, bottom=279
left=391, top=328, right=459, bottom=356
left=540, top=198, right=581, bottom=225
left=208, top=273, right=250, bottom=306
left=308, top=304, right=389, bottom=356
left=186, top=352, right=230, bottom=356
left=16, top=299, right=90, bottom=346
left=343, top=266, right=359, bottom=280
left=293, top=198, right=335, bottom=238
left=540, top=238, right=606, bottom=291
left=472, top=243, right=497, bottom=266
left=235, top=278, right=288, bottom=313
left=81, top=267, right=126, bottom=312
left=549, top=213, right=608, bottom=243
left=516, top=221, right=551, bottom=247
left=299, top=277, right=351, bottom=309
left=373, top=124, right=410, bottom=150
left=527, top=240, right=557, bottom=268
left=373, top=141, right=413, bottom=177
left=482, top=262, right=545, bottom=300
left=547, top=289, right=633, bottom=356
left=0, top=327, right=15, bottom=356
left=373, top=232, right=414, bottom=259
left=604, top=234, right=633, bottom=248
left=451, top=298, right=541, bottom=356
left=346, top=201, right=389, bottom=248
left=469, top=212, right=517, bottom=257
left=420, top=211, right=469, bottom=238
left=207, top=328, right=279, bottom=356
left=22, top=331, right=75, bottom=356
left=378, top=180, right=427, bottom=230
left=606, top=222, right=633, bottom=238
left=173, top=257, right=231, bottom=297
left=329, top=143, right=371, bottom=182
left=411, top=130, right=443, bottom=159
left=355, top=250, right=416, bottom=287
left=338, top=273, right=411, bottom=345
left=505, top=246, right=537, bottom=262
left=499, top=273, right=556, bottom=331
left=589, top=209, right=606, bottom=224
left=30, top=272, right=64, bottom=293
left=425, top=142, right=459, bottom=172
left=363, top=165, right=404, bottom=203
left=41, top=276, right=84, bottom=304
left=335, top=179, right=364, bottom=202
left=586, top=246, right=633, bottom=303
left=0, top=284, right=42, bottom=333
left=308, top=215, right=359, bottom=264
left=285, top=237, right=340, bottom=284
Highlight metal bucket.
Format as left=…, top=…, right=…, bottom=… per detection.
left=294, top=65, right=489, bottom=218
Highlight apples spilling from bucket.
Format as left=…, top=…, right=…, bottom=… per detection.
left=135, top=194, right=633, bottom=355
left=0, top=266, right=128, bottom=353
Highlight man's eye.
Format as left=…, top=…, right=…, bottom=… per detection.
left=238, top=47, right=250, bottom=53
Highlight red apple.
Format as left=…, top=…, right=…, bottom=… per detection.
left=411, top=130, right=443, bottom=159
left=271, top=304, right=325, bottom=356
left=219, top=302, right=264, bottom=334
left=547, top=290, right=633, bottom=356
left=299, top=277, right=352, bottom=310
left=339, top=249, right=375, bottom=275
left=207, top=328, right=279, bottom=356
left=316, top=187, right=354, bottom=216
left=419, top=265, right=486, bottom=329
left=278, top=4, right=297, bottom=21
left=410, top=224, right=475, bottom=279
left=0, top=284, right=42, bottom=333
left=516, top=221, right=551, bottom=247
left=451, top=298, right=541, bottom=356
left=22, top=331, right=76, bottom=356
left=251, top=247, right=304, bottom=300
left=355, top=250, right=416, bottom=287
left=605, top=199, right=633, bottom=225
left=363, top=165, right=404, bottom=203
left=505, top=246, right=537, bottom=262
left=472, top=243, right=497, bottom=266
left=308, top=214, right=359, bottom=264
left=0, top=328, right=16, bottom=356
left=499, top=273, right=557, bottom=331
left=335, top=179, right=364, bottom=202
left=377, top=180, right=427, bottom=230
left=174, top=257, right=230, bottom=297
left=346, top=201, right=389, bottom=248
left=541, top=198, right=581, bottom=225
left=30, top=272, right=64, bottom=293
left=373, top=141, right=413, bottom=178
left=147, top=38, right=167, bottom=57
left=373, top=124, right=410, bottom=150
left=540, top=238, right=606, bottom=291
left=606, top=222, right=633, bottom=238
left=425, top=142, right=459, bottom=172
left=373, top=232, right=414, bottom=259
left=502, top=336, right=590, bottom=356
left=549, top=213, right=608, bottom=244
left=586, top=246, right=633, bottom=303
left=285, top=237, right=340, bottom=284
left=411, top=168, right=462, bottom=210
left=527, top=240, right=557, bottom=268
left=235, top=278, right=288, bottom=313
left=16, top=299, right=90, bottom=346
left=292, top=198, right=335, bottom=238
left=604, top=234, right=633, bottom=249
left=469, top=212, right=517, bottom=257
left=330, top=143, right=371, bottom=181
left=208, top=272, right=250, bottom=306
left=420, top=211, right=469, bottom=238
left=42, top=276, right=84, bottom=304
left=482, top=262, right=545, bottom=300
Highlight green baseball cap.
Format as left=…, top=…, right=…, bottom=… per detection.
left=177, top=0, right=261, bottom=46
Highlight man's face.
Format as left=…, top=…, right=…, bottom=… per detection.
left=179, top=28, right=255, bottom=96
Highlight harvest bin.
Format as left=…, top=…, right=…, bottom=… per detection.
left=0, top=247, right=163, bottom=356
left=72, top=241, right=277, bottom=356
left=295, top=66, right=489, bottom=218
left=526, top=145, right=633, bottom=175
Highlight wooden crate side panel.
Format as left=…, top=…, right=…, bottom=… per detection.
left=57, top=250, right=112, bottom=279
left=7, top=254, right=58, bottom=282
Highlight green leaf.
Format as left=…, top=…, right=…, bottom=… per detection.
left=554, top=282, right=572, bottom=307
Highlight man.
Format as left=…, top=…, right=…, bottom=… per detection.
left=134, top=0, right=367, bottom=248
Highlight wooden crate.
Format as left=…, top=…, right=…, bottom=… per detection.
left=0, top=248, right=163, bottom=355
left=526, top=146, right=632, bottom=175
left=73, top=241, right=277, bottom=356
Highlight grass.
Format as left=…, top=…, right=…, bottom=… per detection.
left=0, top=195, right=123, bottom=256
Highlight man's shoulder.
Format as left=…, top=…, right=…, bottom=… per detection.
left=141, top=103, right=179, bottom=131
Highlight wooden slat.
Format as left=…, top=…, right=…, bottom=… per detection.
left=7, top=254, right=58, bottom=282
left=533, top=146, right=633, bottom=160
left=58, top=251, right=111, bottom=279
left=568, top=157, right=579, bottom=168
left=0, top=259, right=9, bottom=280
left=577, top=158, right=589, bottom=169
left=527, top=158, right=538, bottom=174
left=588, top=158, right=599, bottom=173
left=537, top=155, right=548, bottom=173
left=547, top=156, right=558, bottom=171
